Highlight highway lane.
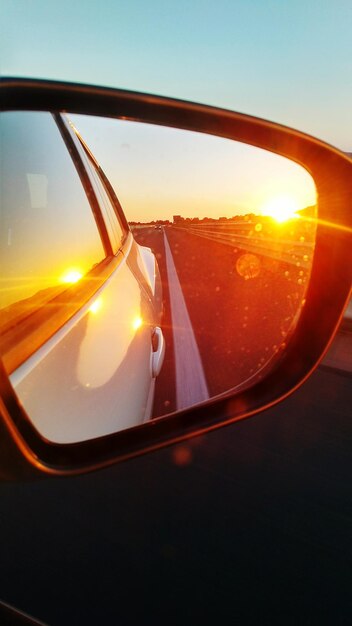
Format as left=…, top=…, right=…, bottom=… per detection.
left=163, top=231, right=209, bottom=410
left=134, top=225, right=309, bottom=416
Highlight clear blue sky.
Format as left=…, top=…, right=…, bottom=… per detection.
left=1, top=0, right=352, bottom=149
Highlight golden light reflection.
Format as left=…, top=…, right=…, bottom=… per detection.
left=89, top=298, right=102, bottom=314
left=60, top=269, right=83, bottom=284
left=132, top=315, right=143, bottom=331
left=261, top=195, right=299, bottom=223
left=295, top=213, right=352, bottom=234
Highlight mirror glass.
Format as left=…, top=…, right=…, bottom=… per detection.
left=0, top=111, right=317, bottom=443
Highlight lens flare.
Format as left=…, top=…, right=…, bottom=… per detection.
left=236, top=253, right=261, bottom=280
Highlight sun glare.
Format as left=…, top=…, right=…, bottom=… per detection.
left=60, top=269, right=83, bottom=284
left=89, top=298, right=102, bottom=314
left=132, top=316, right=143, bottom=331
left=260, top=196, right=299, bottom=223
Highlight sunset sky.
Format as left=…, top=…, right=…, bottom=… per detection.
left=71, top=114, right=316, bottom=223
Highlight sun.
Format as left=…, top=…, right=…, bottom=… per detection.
left=260, top=195, right=299, bottom=223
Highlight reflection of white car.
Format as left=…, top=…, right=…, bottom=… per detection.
left=0, top=111, right=165, bottom=443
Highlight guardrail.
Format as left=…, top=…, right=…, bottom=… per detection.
left=174, top=222, right=315, bottom=269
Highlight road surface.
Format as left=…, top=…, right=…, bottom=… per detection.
left=133, top=225, right=310, bottom=418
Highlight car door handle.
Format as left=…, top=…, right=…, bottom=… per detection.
left=151, top=326, right=165, bottom=377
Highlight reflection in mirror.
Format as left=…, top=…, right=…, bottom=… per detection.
left=0, top=111, right=317, bottom=443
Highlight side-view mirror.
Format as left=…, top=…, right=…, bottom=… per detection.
left=0, top=78, right=351, bottom=479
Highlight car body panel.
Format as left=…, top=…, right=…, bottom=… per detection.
left=1, top=109, right=164, bottom=444
left=137, top=244, right=157, bottom=295
left=10, top=240, right=160, bottom=443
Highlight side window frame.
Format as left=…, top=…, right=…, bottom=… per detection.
left=60, top=115, right=130, bottom=249
left=1, top=112, right=125, bottom=375
left=54, top=114, right=114, bottom=257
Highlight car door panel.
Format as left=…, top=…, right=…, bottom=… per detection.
left=11, top=250, right=156, bottom=443
left=1, top=110, right=161, bottom=444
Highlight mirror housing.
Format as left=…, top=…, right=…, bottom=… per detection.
left=1, top=77, right=351, bottom=479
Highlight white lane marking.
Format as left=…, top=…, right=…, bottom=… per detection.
left=163, top=231, right=209, bottom=410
